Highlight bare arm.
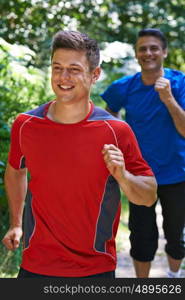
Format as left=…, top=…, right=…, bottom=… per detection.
left=117, top=172, right=157, bottom=207
left=102, top=144, right=157, bottom=207
left=2, top=163, right=27, bottom=250
left=155, top=77, right=185, bottom=137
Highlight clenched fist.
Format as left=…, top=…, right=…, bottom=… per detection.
left=154, top=77, right=174, bottom=104
left=102, top=144, right=126, bottom=181
left=2, top=226, right=23, bottom=250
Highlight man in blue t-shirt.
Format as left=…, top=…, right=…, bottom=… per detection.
left=101, top=28, right=185, bottom=278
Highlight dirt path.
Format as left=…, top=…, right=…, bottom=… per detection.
left=115, top=203, right=185, bottom=278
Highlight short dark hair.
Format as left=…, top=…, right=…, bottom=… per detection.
left=137, top=28, right=168, bottom=49
left=51, top=30, right=100, bottom=71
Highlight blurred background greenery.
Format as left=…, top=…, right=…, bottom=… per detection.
left=1, top=0, right=185, bottom=277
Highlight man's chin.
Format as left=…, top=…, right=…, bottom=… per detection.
left=142, top=66, right=160, bottom=72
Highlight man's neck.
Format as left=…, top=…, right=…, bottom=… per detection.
left=141, top=68, right=164, bottom=85
left=47, top=100, right=91, bottom=124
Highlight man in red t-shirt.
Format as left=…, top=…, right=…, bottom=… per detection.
left=2, top=30, right=157, bottom=278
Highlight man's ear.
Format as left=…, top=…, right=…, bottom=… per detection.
left=92, top=67, right=101, bottom=84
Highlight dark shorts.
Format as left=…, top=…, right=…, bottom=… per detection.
left=129, top=181, right=185, bottom=261
left=17, top=267, right=115, bottom=278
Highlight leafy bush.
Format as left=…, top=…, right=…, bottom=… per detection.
left=0, top=38, right=53, bottom=123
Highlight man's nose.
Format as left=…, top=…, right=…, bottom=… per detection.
left=60, top=69, right=70, bottom=79
left=145, top=48, right=152, bottom=55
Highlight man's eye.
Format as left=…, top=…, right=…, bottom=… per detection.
left=139, top=48, right=146, bottom=52
left=71, top=68, right=80, bottom=72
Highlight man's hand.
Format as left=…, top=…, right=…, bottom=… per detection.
left=154, top=77, right=174, bottom=104
left=102, top=144, right=157, bottom=206
left=2, top=227, right=23, bottom=250
left=102, top=144, right=125, bottom=181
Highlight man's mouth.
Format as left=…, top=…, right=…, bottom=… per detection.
left=143, top=59, right=155, bottom=63
left=58, top=85, right=74, bottom=90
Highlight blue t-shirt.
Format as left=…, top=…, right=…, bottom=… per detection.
left=101, top=68, right=185, bottom=185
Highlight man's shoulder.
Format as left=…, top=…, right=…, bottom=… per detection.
left=24, top=101, right=50, bottom=118
left=13, top=111, right=32, bottom=126
left=111, top=72, right=140, bottom=87
left=88, top=105, right=119, bottom=121
left=89, top=106, right=130, bottom=128
left=165, top=68, right=185, bottom=80
left=12, top=102, right=50, bottom=127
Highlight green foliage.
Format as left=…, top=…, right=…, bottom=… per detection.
left=1, top=0, right=185, bottom=70
left=0, top=123, right=9, bottom=210
left=0, top=39, right=52, bottom=124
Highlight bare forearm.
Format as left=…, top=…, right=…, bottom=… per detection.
left=155, top=78, right=185, bottom=137
left=5, top=165, right=27, bottom=227
left=165, top=98, right=185, bottom=137
left=117, top=171, right=157, bottom=207
left=5, top=180, right=26, bottom=227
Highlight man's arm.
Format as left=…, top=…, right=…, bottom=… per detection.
left=2, top=163, right=27, bottom=250
left=102, top=144, right=157, bottom=207
left=155, top=77, right=185, bottom=137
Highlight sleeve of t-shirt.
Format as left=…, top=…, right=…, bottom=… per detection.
left=8, top=115, right=26, bottom=170
left=100, top=76, right=131, bottom=113
left=117, top=122, right=154, bottom=177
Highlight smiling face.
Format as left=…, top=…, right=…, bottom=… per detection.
left=135, top=36, right=167, bottom=73
left=51, top=48, right=100, bottom=104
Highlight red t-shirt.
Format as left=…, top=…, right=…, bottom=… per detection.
left=8, top=101, right=154, bottom=276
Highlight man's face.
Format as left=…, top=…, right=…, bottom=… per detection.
left=51, top=48, right=100, bottom=104
left=135, top=36, right=167, bottom=72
